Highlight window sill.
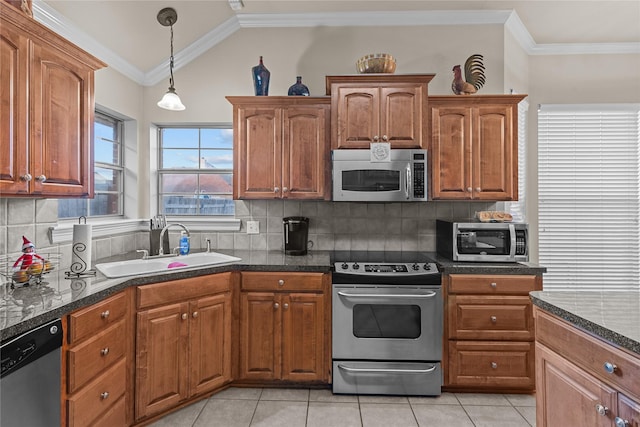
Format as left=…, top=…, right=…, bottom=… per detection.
left=49, top=217, right=242, bottom=244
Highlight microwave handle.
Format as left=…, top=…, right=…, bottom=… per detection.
left=509, top=223, right=516, bottom=258
left=405, top=164, right=411, bottom=200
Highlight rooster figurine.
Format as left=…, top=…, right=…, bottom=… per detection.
left=451, top=54, right=485, bottom=95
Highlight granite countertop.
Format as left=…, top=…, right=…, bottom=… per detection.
left=1, top=248, right=545, bottom=341
left=531, top=290, right=640, bottom=356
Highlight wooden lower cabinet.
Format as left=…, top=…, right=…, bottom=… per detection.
left=135, top=274, right=232, bottom=421
left=238, top=272, right=329, bottom=384
left=64, top=290, right=133, bottom=427
left=444, top=274, right=541, bottom=392
left=535, top=308, right=640, bottom=427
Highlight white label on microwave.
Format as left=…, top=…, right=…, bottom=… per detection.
left=370, top=142, right=391, bottom=162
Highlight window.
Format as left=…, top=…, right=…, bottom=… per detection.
left=58, top=111, right=124, bottom=218
left=158, top=126, right=234, bottom=216
left=538, top=104, right=640, bottom=291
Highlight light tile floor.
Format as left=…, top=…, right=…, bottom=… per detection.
left=150, top=387, right=536, bottom=427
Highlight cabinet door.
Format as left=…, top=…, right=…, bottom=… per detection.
left=281, top=293, right=325, bottom=382
left=235, top=107, right=282, bottom=199
left=0, top=21, right=29, bottom=194
left=239, top=292, right=281, bottom=381
left=536, top=343, right=617, bottom=427
left=380, top=85, right=424, bottom=148
left=618, top=395, right=640, bottom=427
left=189, top=292, right=232, bottom=396
left=282, top=106, right=330, bottom=199
left=136, top=302, right=189, bottom=420
left=332, top=86, right=379, bottom=149
left=472, top=105, right=516, bottom=200
left=430, top=106, right=472, bottom=199
left=30, top=41, right=95, bottom=197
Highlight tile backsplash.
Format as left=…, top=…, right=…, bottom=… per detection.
left=0, top=198, right=497, bottom=266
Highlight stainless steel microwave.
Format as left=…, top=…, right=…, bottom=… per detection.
left=332, top=149, right=427, bottom=202
left=436, top=220, right=529, bottom=262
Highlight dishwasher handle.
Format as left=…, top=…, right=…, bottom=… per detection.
left=1, top=318, right=63, bottom=379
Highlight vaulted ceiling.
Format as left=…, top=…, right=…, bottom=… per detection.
left=37, top=0, right=640, bottom=86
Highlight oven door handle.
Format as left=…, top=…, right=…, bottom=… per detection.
left=337, top=291, right=437, bottom=299
left=337, top=364, right=438, bottom=374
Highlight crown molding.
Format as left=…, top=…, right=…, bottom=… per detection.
left=31, top=2, right=640, bottom=87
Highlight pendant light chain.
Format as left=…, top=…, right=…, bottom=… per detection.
left=169, top=22, right=175, bottom=89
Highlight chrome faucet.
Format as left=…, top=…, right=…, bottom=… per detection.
left=158, top=223, right=190, bottom=256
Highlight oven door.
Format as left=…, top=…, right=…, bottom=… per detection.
left=332, top=285, right=442, bottom=361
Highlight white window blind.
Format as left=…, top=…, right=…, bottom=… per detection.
left=538, top=104, right=640, bottom=291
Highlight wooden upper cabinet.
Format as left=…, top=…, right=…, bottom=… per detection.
left=227, top=96, right=331, bottom=200
left=326, top=74, right=434, bottom=149
left=0, top=3, right=105, bottom=197
left=430, top=95, right=526, bottom=201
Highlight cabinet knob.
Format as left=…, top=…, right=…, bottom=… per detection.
left=381, top=135, right=389, bottom=142
left=20, top=173, right=32, bottom=182
left=192, top=311, right=198, bottom=318
left=35, top=175, right=47, bottom=182
left=373, top=135, right=379, bottom=142
left=467, top=187, right=472, bottom=193
left=603, top=362, right=617, bottom=374
left=282, top=187, right=288, bottom=193
left=100, top=392, right=109, bottom=400
left=476, top=187, right=481, bottom=192
left=595, top=404, right=609, bottom=416
left=100, top=347, right=109, bottom=356
left=181, top=313, right=188, bottom=320
left=283, top=303, right=289, bottom=309
left=278, top=279, right=285, bottom=286
left=274, top=302, right=280, bottom=309
left=101, top=310, right=110, bottom=319
left=490, top=282, right=497, bottom=288
left=615, top=417, right=630, bottom=427
left=491, top=362, right=498, bottom=369
left=490, top=316, right=497, bottom=323
left=274, top=187, right=280, bottom=193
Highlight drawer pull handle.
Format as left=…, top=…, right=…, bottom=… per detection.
left=101, top=310, right=110, bottom=319
left=490, top=316, right=497, bottom=323
left=490, top=282, right=497, bottom=288
left=100, top=392, right=109, bottom=400
left=192, top=311, right=198, bottom=318
left=595, top=404, right=608, bottom=416
left=615, top=417, right=630, bottom=427
left=278, top=279, right=285, bottom=286
left=100, top=348, right=109, bottom=356
left=603, top=362, right=617, bottom=374
left=491, top=362, right=498, bottom=369
left=181, top=313, right=188, bottom=320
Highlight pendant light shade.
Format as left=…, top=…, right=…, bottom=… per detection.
left=157, top=7, right=185, bottom=111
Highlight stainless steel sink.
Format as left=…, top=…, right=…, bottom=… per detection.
left=95, top=252, right=241, bottom=278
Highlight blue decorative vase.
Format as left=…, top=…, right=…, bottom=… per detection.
left=252, top=56, right=270, bottom=96
left=288, top=76, right=310, bottom=96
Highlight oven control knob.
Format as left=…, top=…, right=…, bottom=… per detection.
left=412, top=263, right=420, bottom=271
left=353, top=262, right=360, bottom=270
left=341, top=262, right=349, bottom=270
left=423, top=264, right=431, bottom=270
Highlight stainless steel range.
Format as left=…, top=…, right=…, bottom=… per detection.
left=331, top=251, right=442, bottom=396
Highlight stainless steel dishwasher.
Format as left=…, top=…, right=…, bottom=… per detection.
left=1, top=318, right=63, bottom=427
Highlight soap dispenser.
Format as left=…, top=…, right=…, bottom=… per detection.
left=179, top=231, right=190, bottom=255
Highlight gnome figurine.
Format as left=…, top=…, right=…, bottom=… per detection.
left=12, top=236, right=44, bottom=271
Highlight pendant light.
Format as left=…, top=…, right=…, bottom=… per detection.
left=157, top=7, right=185, bottom=111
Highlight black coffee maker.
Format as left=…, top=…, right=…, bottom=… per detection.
left=283, top=216, right=309, bottom=255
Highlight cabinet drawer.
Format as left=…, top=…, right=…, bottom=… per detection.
left=449, top=274, right=539, bottom=295
left=67, top=320, right=126, bottom=393
left=448, top=295, right=534, bottom=340
left=90, top=395, right=126, bottom=427
left=68, top=292, right=127, bottom=344
left=241, top=272, right=324, bottom=291
left=67, top=357, right=126, bottom=427
left=448, top=341, right=535, bottom=389
left=137, top=272, right=232, bottom=309
left=535, top=309, right=640, bottom=399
